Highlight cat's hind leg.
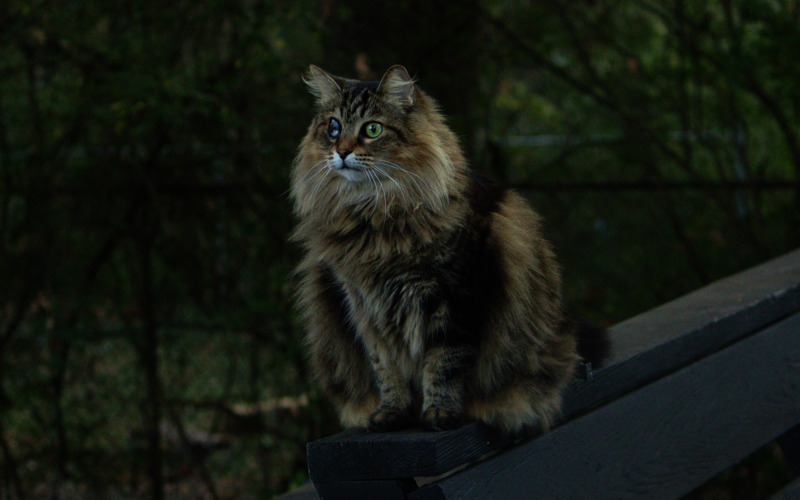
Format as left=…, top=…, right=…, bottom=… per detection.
left=466, top=333, right=578, bottom=433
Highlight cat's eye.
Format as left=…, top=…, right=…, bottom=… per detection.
left=363, top=122, right=383, bottom=139
left=326, top=118, right=341, bottom=140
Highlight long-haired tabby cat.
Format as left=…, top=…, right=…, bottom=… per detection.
left=291, top=64, right=602, bottom=433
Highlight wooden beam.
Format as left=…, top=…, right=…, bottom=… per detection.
left=314, top=479, right=416, bottom=500
left=306, top=249, right=800, bottom=484
left=772, top=478, right=800, bottom=500
left=563, top=247, right=800, bottom=417
left=411, top=312, right=800, bottom=499
left=308, top=423, right=516, bottom=482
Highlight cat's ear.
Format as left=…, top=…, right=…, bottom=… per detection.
left=303, top=65, right=344, bottom=106
left=378, top=65, right=415, bottom=108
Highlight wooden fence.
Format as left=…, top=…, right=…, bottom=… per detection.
left=279, top=248, right=800, bottom=499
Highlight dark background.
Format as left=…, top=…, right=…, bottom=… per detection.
left=2, top=1, right=799, bottom=498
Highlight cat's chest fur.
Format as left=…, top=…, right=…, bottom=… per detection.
left=327, top=229, right=455, bottom=362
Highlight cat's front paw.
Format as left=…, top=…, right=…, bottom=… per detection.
left=368, top=407, right=413, bottom=432
left=421, top=406, right=464, bottom=431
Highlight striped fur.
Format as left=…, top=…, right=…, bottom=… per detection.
left=291, top=65, right=579, bottom=433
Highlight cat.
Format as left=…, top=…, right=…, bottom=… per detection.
left=291, top=64, right=603, bottom=433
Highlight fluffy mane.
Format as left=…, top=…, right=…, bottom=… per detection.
left=290, top=65, right=469, bottom=249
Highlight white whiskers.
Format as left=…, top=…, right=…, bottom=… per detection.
left=299, top=155, right=434, bottom=225
left=306, top=158, right=333, bottom=204
left=375, top=159, right=429, bottom=199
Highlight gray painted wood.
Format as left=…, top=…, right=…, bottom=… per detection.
left=772, top=478, right=800, bottom=500
left=411, top=312, right=800, bottom=500
left=306, top=249, right=800, bottom=485
left=563, top=247, right=800, bottom=417
left=308, top=422, right=516, bottom=482
left=314, top=479, right=416, bottom=500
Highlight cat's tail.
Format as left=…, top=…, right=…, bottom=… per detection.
left=573, top=320, right=611, bottom=372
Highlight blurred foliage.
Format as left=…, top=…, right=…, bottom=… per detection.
left=0, top=0, right=798, bottom=498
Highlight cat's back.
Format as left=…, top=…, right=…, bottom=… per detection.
left=465, top=174, right=557, bottom=288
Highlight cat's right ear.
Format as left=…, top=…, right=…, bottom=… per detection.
left=303, top=65, right=344, bottom=107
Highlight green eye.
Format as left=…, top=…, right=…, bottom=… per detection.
left=363, top=122, right=383, bottom=138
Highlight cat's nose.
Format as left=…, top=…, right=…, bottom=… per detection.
left=337, top=149, right=352, bottom=160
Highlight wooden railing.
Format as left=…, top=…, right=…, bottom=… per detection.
left=278, top=248, right=800, bottom=500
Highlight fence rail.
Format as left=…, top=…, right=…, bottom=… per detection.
left=279, top=247, right=800, bottom=499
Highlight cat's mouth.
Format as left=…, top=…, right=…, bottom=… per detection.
left=333, top=163, right=366, bottom=182
left=329, top=154, right=372, bottom=182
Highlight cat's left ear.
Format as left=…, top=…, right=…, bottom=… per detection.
left=378, top=65, right=415, bottom=108
left=303, top=65, right=344, bottom=107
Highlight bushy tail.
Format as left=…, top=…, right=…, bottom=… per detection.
left=574, top=320, right=610, bottom=370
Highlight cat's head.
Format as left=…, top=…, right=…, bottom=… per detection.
left=291, top=65, right=465, bottom=221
